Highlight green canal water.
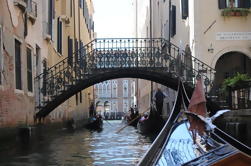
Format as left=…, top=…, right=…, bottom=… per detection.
left=0, top=120, right=155, bottom=166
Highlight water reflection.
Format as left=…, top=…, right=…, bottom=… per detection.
left=0, top=120, right=153, bottom=166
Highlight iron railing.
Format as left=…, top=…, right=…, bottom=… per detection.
left=35, top=38, right=216, bottom=116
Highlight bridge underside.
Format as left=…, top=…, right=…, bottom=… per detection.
left=36, top=68, right=192, bottom=118
left=37, top=68, right=219, bottom=118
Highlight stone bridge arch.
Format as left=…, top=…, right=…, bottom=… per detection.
left=35, top=38, right=216, bottom=119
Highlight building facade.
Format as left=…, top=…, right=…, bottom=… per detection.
left=136, top=0, right=251, bottom=114
left=46, top=0, right=95, bottom=125
left=94, top=78, right=137, bottom=119
left=137, top=0, right=251, bottom=144
left=0, top=0, right=95, bottom=129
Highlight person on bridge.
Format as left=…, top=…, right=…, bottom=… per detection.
left=153, top=88, right=168, bottom=117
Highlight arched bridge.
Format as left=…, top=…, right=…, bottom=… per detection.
left=35, top=38, right=215, bottom=118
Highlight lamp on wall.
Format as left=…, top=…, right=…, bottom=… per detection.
left=208, top=43, right=214, bottom=53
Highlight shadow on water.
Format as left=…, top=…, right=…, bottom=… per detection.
left=0, top=120, right=155, bottom=166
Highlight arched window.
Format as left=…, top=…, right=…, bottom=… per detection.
left=106, top=81, right=111, bottom=97
left=123, top=80, right=128, bottom=97
left=98, top=83, right=102, bottom=97
left=112, top=80, right=118, bottom=97
left=102, top=83, right=106, bottom=97
left=123, top=100, right=128, bottom=113
left=112, top=101, right=118, bottom=112
left=131, top=81, right=135, bottom=97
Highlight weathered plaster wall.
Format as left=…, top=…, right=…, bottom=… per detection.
left=0, top=0, right=35, bottom=127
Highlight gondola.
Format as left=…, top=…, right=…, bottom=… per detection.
left=85, top=114, right=103, bottom=130
left=137, top=107, right=165, bottom=134
left=125, top=112, right=140, bottom=127
left=138, top=80, right=251, bottom=166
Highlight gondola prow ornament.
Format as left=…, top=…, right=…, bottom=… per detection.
left=184, top=77, right=231, bottom=142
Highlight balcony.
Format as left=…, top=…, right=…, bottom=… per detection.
left=221, top=8, right=251, bottom=17
left=14, top=0, right=27, bottom=12
left=27, top=0, right=37, bottom=24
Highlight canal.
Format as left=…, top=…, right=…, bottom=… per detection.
left=0, top=120, right=155, bottom=166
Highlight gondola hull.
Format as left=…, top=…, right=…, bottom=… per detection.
left=137, top=117, right=165, bottom=134
left=85, top=117, right=103, bottom=130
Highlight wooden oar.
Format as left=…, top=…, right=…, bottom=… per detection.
left=116, top=106, right=151, bottom=134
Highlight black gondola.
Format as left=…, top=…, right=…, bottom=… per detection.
left=137, top=80, right=251, bottom=166
left=137, top=106, right=165, bottom=134
left=85, top=115, right=103, bottom=130
left=125, top=108, right=140, bottom=127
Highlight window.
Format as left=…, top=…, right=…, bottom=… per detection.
left=98, top=83, right=102, bottom=97
left=48, top=0, right=54, bottom=37
left=219, top=0, right=251, bottom=9
left=0, top=26, right=3, bottom=85
left=112, top=80, right=117, bottom=97
left=123, top=100, right=128, bottom=112
left=131, top=81, right=135, bottom=97
left=112, top=101, right=118, bottom=112
left=68, top=36, right=73, bottom=65
left=70, top=0, right=72, bottom=17
left=15, top=39, right=22, bottom=90
left=106, top=81, right=111, bottom=97
left=42, top=59, right=47, bottom=95
left=181, top=0, right=189, bottom=19
left=79, top=0, right=83, bottom=8
left=57, top=17, right=62, bottom=54
left=123, top=80, right=128, bottom=97
left=27, top=47, right=33, bottom=92
left=170, top=5, right=176, bottom=37
left=75, top=39, right=78, bottom=62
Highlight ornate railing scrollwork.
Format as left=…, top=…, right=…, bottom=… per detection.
left=35, top=38, right=216, bottom=117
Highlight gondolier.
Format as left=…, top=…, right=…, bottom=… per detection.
left=153, top=88, right=168, bottom=116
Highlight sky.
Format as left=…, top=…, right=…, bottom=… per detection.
left=92, top=0, right=136, bottom=38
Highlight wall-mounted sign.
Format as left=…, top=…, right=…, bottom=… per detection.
left=216, top=32, right=251, bottom=40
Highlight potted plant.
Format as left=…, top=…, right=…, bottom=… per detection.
left=221, top=7, right=250, bottom=17
left=221, top=73, right=251, bottom=92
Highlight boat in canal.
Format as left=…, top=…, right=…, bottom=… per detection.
left=125, top=108, right=140, bottom=127
left=137, top=106, right=165, bottom=134
left=85, top=114, right=103, bottom=130
left=138, top=80, right=251, bottom=166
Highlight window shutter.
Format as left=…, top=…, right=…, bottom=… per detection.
left=75, top=39, right=79, bottom=63
left=68, top=36, right=73, bottom=66
left=218, top=0, right=226, bottom=9
left=238, top=0, right=244, bottom=7
left=244, top=0, right=251, bottom=8
left=170, top=5, right=176, bottom=37
left=27, top=48, right=33, bottom=92
left=52, top=0, right=55, bottom=19
left=24, top=13, right=28, bottom=37
left=57, top=17, right=62, bottom=54
left=15, top=40, right=22, bottom=90
left=181, top=0, right=189, bottom=19
left=48, top=0, right=54, bottom=37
